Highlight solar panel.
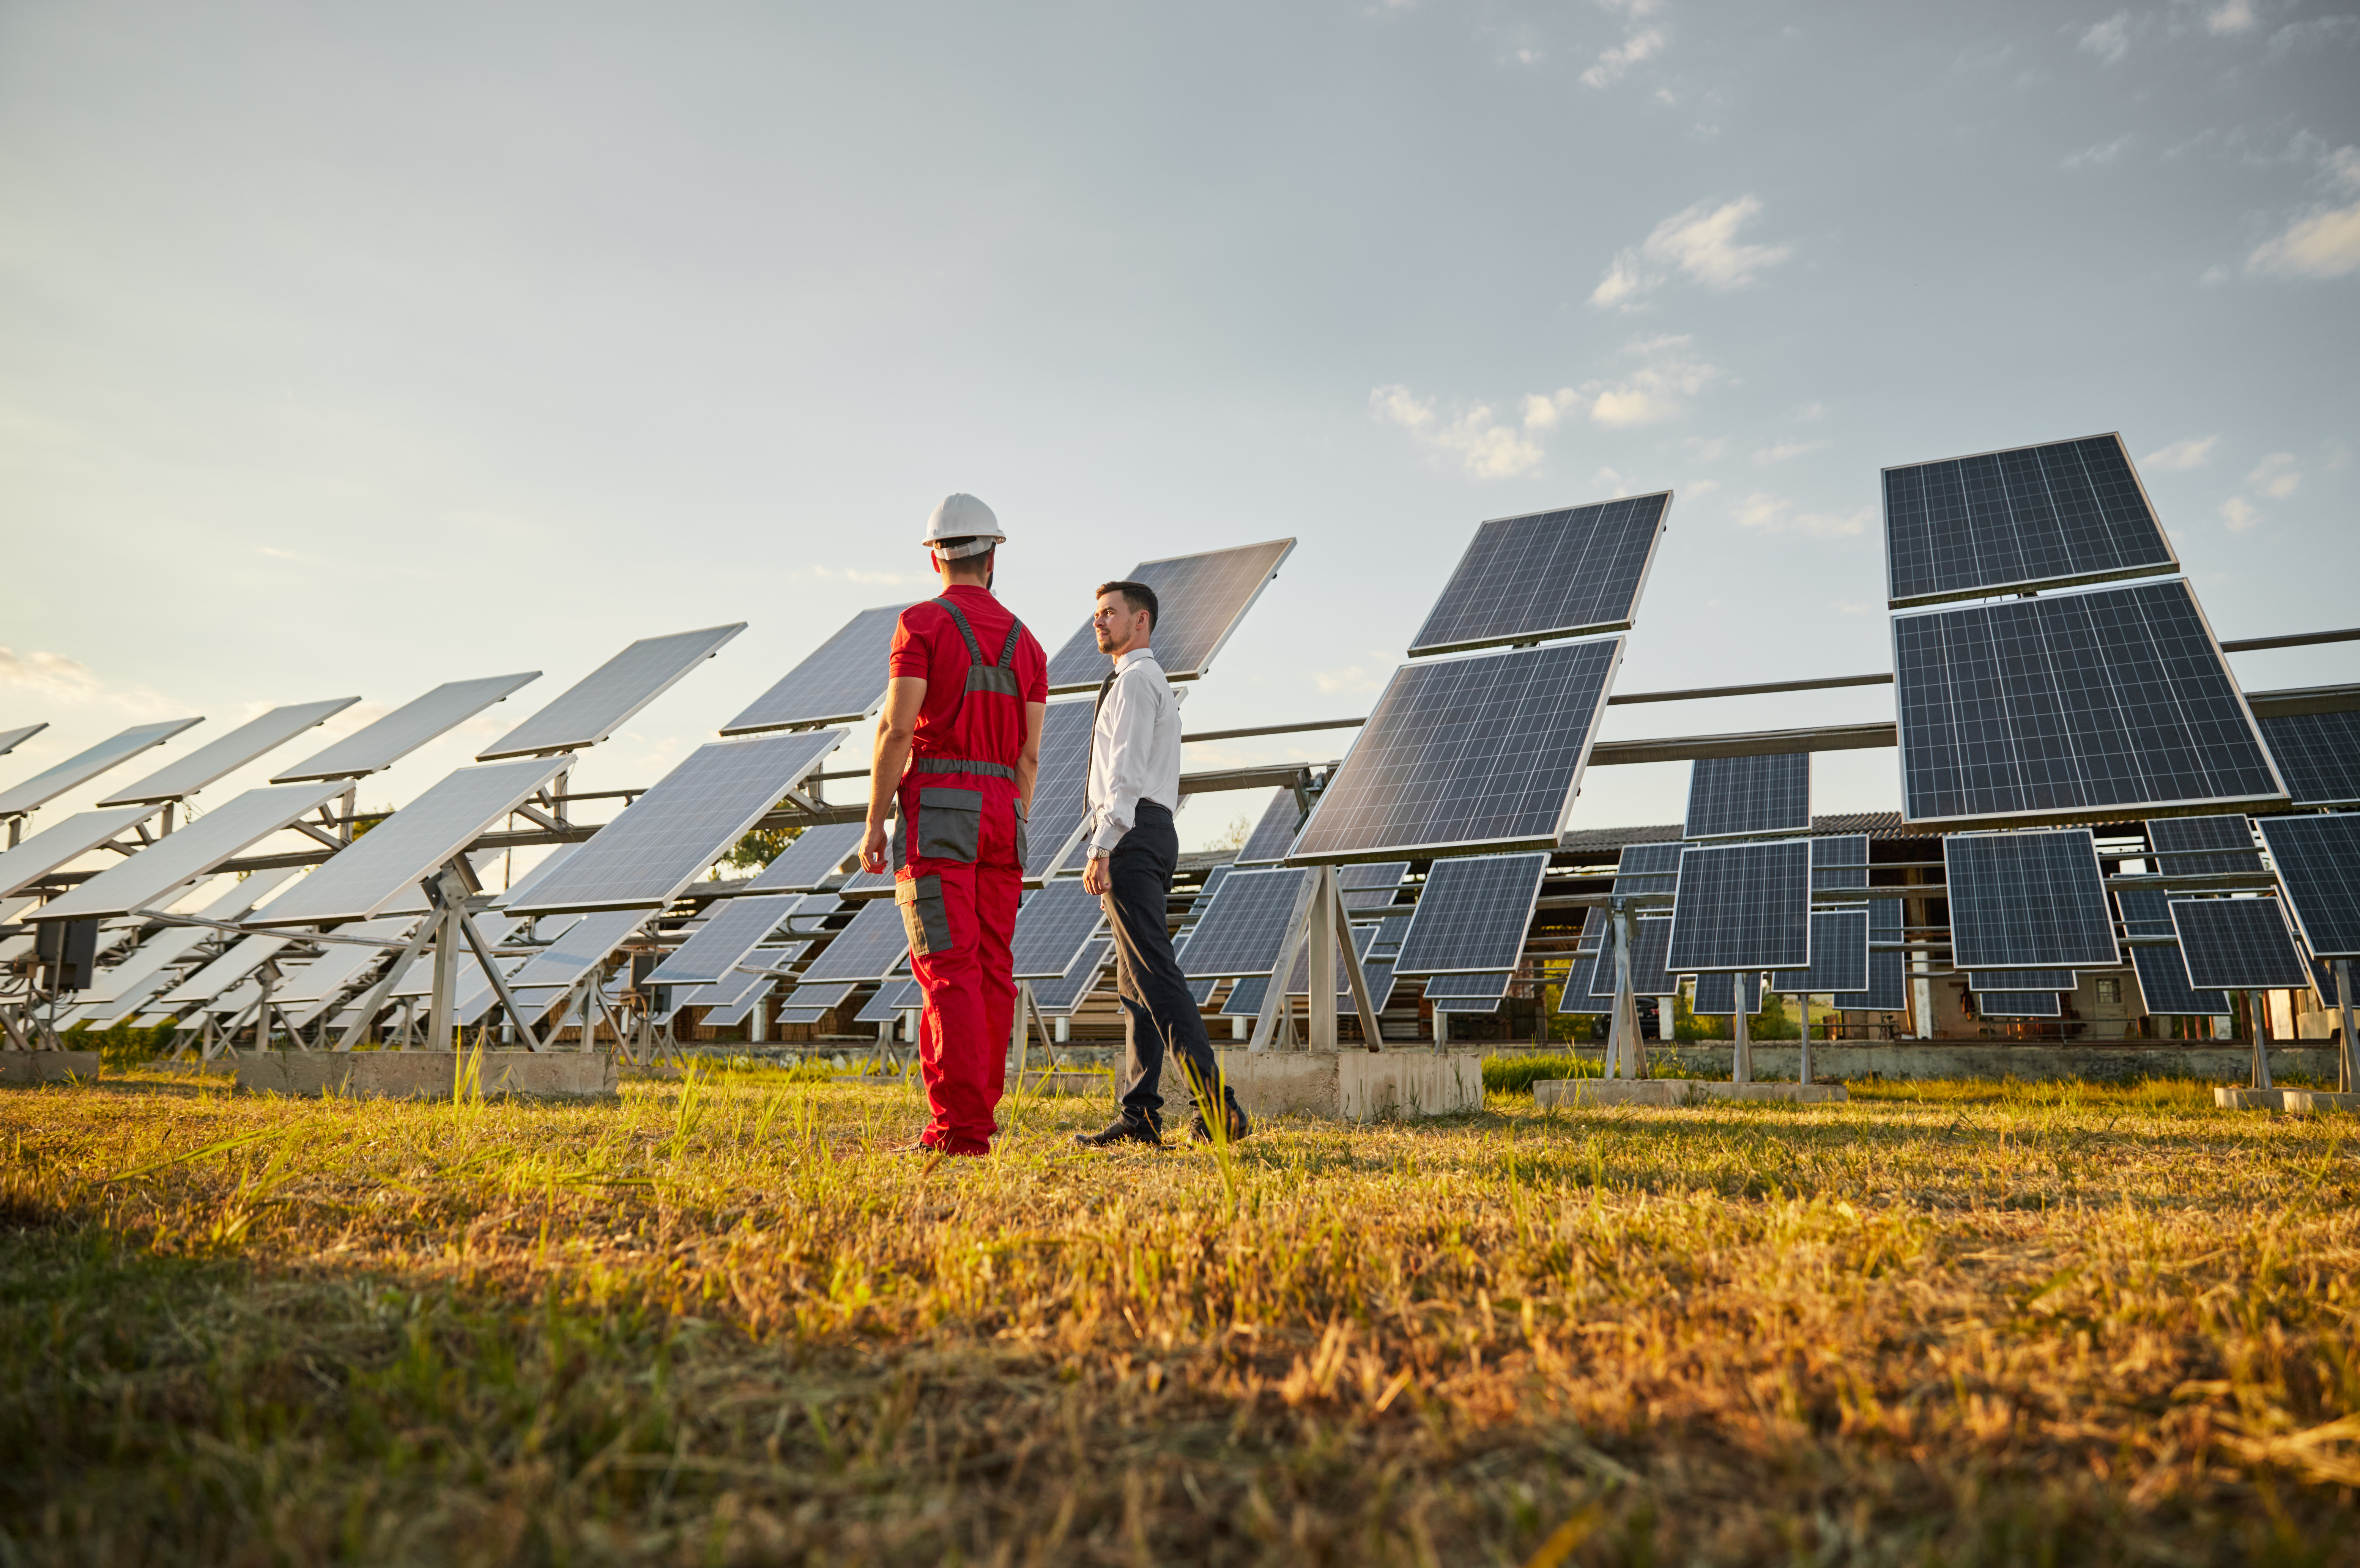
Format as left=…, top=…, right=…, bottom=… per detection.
left=719, top=605, right=914, bottom=735
left=1179, top=866, right=1309, bottom=978
left=1691, top=968, right=1762, bottom=1015
left=1590, top=914, right=1681, bottom=997
left=477, top=625, right=744, bottom=760
left=798, top=896, right=911, bottom=984
left=745, top=821, right=865, bottom=891
left=1422, top=970, right=1509, bottom=1010
left=646, top=893, right=804, bottom=986
left=1684, top=753, right=1810, bottom=841
left=375, top=852, right=502, bottom=917
left=1290, top=639, right=1623, bottom=861
left=97, top=699, right=361, bottom=806
left=671, top=943, right=796, bottom=1014
left=1967, top=968, right=2077, bottom=991
left=1042, top=540, right=1295, bottom=693
left=0, top=807, right=155, bottom=899
left=270, top=917, right=411, bottom=1007
left=1339, top=861, right=1408, bottom=912
left=271, top=673, right=540, bottom=782
left=155, top=934, right=295, bottom=1007
left=2255, top=813, right=2360, bottom=959
left=1010, top=878, right=1105, bottom=979
left=1219, top=975, right=1270, bottom=1017
left=28, top=783, right=349, bottom=923
left=1174, top=939, right=1220, bottom=1007
left=1234, top=789, right=1306, bottom=866
left=692, top=973, right=776, bottom=1026
left=245, top=757, right=572, bottom=928
left=2116, top=885, right=2173, bottom=935
left=2129, top=944, right=2228, bottom=1016
left=1835, top=949, right=1912, bottom=1013
left=2256, top=711, right=2360, bottom=807
left=855, top=978, right=924, bottom=1025
left=1770, top=909, right=1870, bottom=993
left=775, top=981, right=855, bottom=1014
left=1183, top=863, right=1235, bottom=927
left=1029, top=700, right=1104, bottom=876
left=1408, top=494, right=1670, bottom=657
left=1666, top=838, right=1811, bottom=972
left=489, top=843, right=583, bottom=909
left=1978, top=992, right=2061, bottom=1018
left=1813, top=833, right=1871, bottom=899
left=0, top=718, right=204, bottom=817
left=2146, top=814, right=2261, bottom=877
left=1614, top=842, right=1681, bottom=896
left=2169, top=897, right=2312, bottom=990
left=1554, top=952, right=1601, bottom=1012
left=1882, top=433, right=2176, bottom=608
left=389, top=914, right=531, bottom=998
left=0, top=723, right=46, bottom=757
left=1033, top=940, right=1111, bottom=1015
left=504, top=909, right=651, bottom=990
left=1893, top=579, right=2284, bottom=826
left=1944, top=829, right=2119, bottom=969
left=1286, top=921, right=1381, bottom=997
left=1394, top=851, right=1547, bottom=974
left=507, top=730, right=841, bottom=914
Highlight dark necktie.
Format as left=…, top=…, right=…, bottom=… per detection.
left=1093, top=667, right=1119, bottom=720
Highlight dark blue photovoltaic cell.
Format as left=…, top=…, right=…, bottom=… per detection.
left=1555, top=952, right=1602, bottom=1014
left=1690, top=969, right=1762, bottom=1015
left=1835, top=951, right=1910, bottom=1012
left=722, top=606, right=912, bottom=734
left=1944, top=830, right=2121, bottom=970
left=2130, top=945, right=2227, bottom=1016
left=1394, top=852, right=1547, bottom=974
left=2257, top=711, right=2360, bottom=806
left=1589, top=915, right=1680, bottom=997
left=1180, top=867, right=1309, bottom=978
left=2146, top=814, right=2259, bottom=877
left=2256, top=813, right=2360, bottom=959
left=1043, top=540, right=1294, bottom=691
left=1666, top=838, right=1812, bottom=972
left=1234, top=789, right=1305, bottom=866
left=2169, top=897, right=2312, bottom=990
left=1977, top=991, right=2061, bottom=1017
left=1968, top=968, right=2077, bottom=991
left=1614, top=842, right=1681, bottom=896
left=746, top=822, right=865, bottom=891
left=1421, top=970, right=1509, bottom=1009
left=1684, top=753, right=1810, bottom=840
left=1771, top=910, right=1870, bottom=993
left=1409, top=494, right=1668, bottom=656
left=1883, top=433, right=2174, bottom=606
left=1894, top=579, right=2284, bottom=825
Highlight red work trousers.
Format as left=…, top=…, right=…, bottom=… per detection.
left=894, top=773, right=1024, bottom=1154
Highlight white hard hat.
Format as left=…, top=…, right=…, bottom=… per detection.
left=921, top=493, right=1005, bottom=558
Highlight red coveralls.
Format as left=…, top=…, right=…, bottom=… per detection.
left=887, top=587, right=1047, bottom=1154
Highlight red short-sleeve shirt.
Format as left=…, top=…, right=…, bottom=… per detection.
left=888, top=585, right=1049, bottom=764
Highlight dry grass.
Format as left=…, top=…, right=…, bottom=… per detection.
left=2, top=1064, right=2356, bottom=1566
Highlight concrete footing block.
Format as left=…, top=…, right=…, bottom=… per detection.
left=234, top=1049, right=619, bottom=1101
left=2280, top=1089, right=2360, bottom=1114
left=1533, top=1077, right=1849, bottom=1109
left=0, top=1052, right=101, bottom=1085
left=2214, top=1086, right=2286, bottom=1110
left=1213, top=1048, right=1483, bottom=1122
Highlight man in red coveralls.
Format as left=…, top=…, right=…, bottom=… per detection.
left=861, top=494, right=1047, bottom=1156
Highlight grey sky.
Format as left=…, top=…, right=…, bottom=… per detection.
left=3, top=1, right=2354, bottom=853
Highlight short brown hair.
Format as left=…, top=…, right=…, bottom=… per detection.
left=1096, top=579, right=1158, bottom=629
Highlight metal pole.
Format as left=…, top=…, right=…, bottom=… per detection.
left=2249, top=989, right=2274, bottom=1091
left=1609, top=899, right=1645, bottom=1079
left=2338, top=959, right=2355, bottom=1096
left=1796, top=992, right=1812, bottom=1085
left=1306, top=866, right=1339, bottom=1052
left=424, top=905, right=460, bottom=1054
left=1732, top=975, right=1752, bottom=1084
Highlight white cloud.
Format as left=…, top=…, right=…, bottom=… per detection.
left=1580, top=27, right=1665, bottom=88
left=1730, top=492, right=1869, bottom=538
left=1577, top=335, right=1724, bottom=427
left=1793, top=401, right=1828, bottom=422
left=2247, top=452, right=2302, bottom=497
left=2061, top=134, right=2135, bottom=170
left=2220, top=497, right=2262, bottom=531
left=1684, top=435, right=1731, bottom=461
left=1684, top=477, right=1721, bottom=497
left=1751, top=441, right=1823, bottom=464
left=1368, top=384, right=1549, bottom=479
left=1588, top=196, right=1792, bottom=308
left=0, top=647, right=104, bottom=704
left=805, top=563, right=923, bottom=586
left=1312, top=664, right=1385, bottom=694
left=2080, top=11, right=2133, bottom=63
left=2206, top=0, right=2258, bottom=35
left=2267, top=15, right=2360, bottom=56
left=2244, top=142, right=2360, bottom=279
left=2143, top=435, right=2218, bottom=469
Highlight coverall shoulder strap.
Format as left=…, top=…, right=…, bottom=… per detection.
left=931, top=597, right=987, bottom=662
left=996, top=618, right=1025, bottom=670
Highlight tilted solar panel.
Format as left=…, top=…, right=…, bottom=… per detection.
left=1290, top=639, right=1623, bottom=861
left=2169, top=897, right=2312, bottom=990
left=478, top=625, right=744, bottom=759
left=2146, top=814, right=2261, bottom=877
left=675, top=944, right=799, bottom=1014
left=1394, top=851, right=1547, bottom=974
left=1690, top=968, right=1762, bottom=1015
left=1771, top=909, right=1870, bottom=993
left=721, top=605, right=914, bottom=735
left=1977, top=992, right=2061, bottom=1018
left=745, top=821, right=865, bottom=891
left=2255, top=813, right=2360, bottom=959
left=1179, top=866, right=1309, bottom=978
left=1835, top=949, right=1910, bottom=1012
left=271, top=674, right=540, bottom=782
left=855, top=978, right=925, bottom=1025
left=1028, top=700, right=1103, bottom=876
left=1284, top=921, right=1380, bottom=999
left=0, top=724, right=46, bottom=757
left=775, top=981, right=856, bottom=1014
left=1555, top=951, right=1602, bottom=1013
left=798, top=896, right=911, bottom=984
left=504, top=909, right=651, bottom=990
left=1422, top=970, right=1509, bottom=1010
left=1967, top=968, right=2077, bottom=991
left=269, top=917, right=411, bottom=1008
left=1042, top=540, right=1295, bottom=693
left=1813, top=834, right=1871, bottom=898
left=1684, top=753, right=1810, bottom=841
left=1666, top=838, right=1812, bottom=973
left=646, top=893, right=805, bottom=986
left=1883, top=433, right=2176, bottom=608
left=2129, top=944, right=2228, bottom=1016
left=1010, top=878, right=1104, bottom=979
left=99, top=699, right=360, bottom=806
left=1590, top=914, right=1681, bottom=997
left=1407, top=493, right=1670, bottom=657
left=1614, top=842, right=1681, bottom=896
left=247, top=756, right=572, bottom=927
left=1234, top=789, right=1305, bottom=866
left=155, top=935, right=295, bottom=1007
left=0, top=718, right=204, bottom=817
left=489, top=843, right=582, bottom=909
left=1219, top=975, right=1271, bottom=1017
left=1034, top=940, right=1111, bottom=1015
left=30, top=783, right=350, bottom=922
left=507, top=730, right=842, bottom=914
left=389, top=913, right=533, bottom=999
left=701, top=983, right=778, bottom=1029
left=1893, top=579, right=2284, bottom=826
left=0, top=807, right=156, bottom=899
left=1339, top=861, right=1408, bottom=912
left=2116, top=885, right=2173, bottom=935
left=2256, top=711, right=2360, bottom=807
left=1944, top=829, right=2120, bottom=969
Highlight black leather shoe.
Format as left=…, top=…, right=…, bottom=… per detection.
left=1074, top=1118, right=1162, bottom=1149
left=1189, top=1103, right=1251, bottom=1145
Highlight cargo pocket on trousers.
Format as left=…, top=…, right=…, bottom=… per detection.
left=916, top=787, right=982, bottom=862
left=1013, top=797, right=1028, bottom=867
left=896, top=875, right=953, bottom=956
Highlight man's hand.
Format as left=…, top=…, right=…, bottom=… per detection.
left=860, top=820, right=891, bottom=874
left=1082, top=853, right=1110, bottom=896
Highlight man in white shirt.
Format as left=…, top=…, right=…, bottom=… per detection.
left=1074, top=580, right=1249, bottom=1148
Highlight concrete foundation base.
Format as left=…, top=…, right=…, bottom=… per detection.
left=0, top=1052, right=101, bottom=1085
left=2281, top=1089, right=2360, bottom=1114
left=1213, top=1047, right=1483, bottom=1122
left=2215, top=1086, right=2284, bottom=1109
left=235, top=1048, right=619, bottom=1101
left=1533, top=1077, right=1848, bottom=1109
left=1564, top=1042, right=2341, bottom=1084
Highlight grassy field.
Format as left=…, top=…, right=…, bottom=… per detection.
left=2, top=1065, right=2356, bottom=1566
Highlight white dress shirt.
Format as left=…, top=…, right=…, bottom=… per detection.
left=1085, top=647, right=1183, bottom=855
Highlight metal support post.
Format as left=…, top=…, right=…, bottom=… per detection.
left=1796, top=992, right=1812, bottom=1085
left=1732, top=977, right=1752, bottom=1084
left=253, top=962, right=276, bottom=1052
left=424, top=903, right=460, bottom=1053
left=1607, top=899, right=1646, bottom=1079
left=1306, top=866, right=1339, bottom=1051
left=2337, top=959, right=2355, bottom=1096
left=2249, top=989, right=2274, bottom=1091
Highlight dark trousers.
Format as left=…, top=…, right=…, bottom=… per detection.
left=1102, top=801, right=1229, bottom=1130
